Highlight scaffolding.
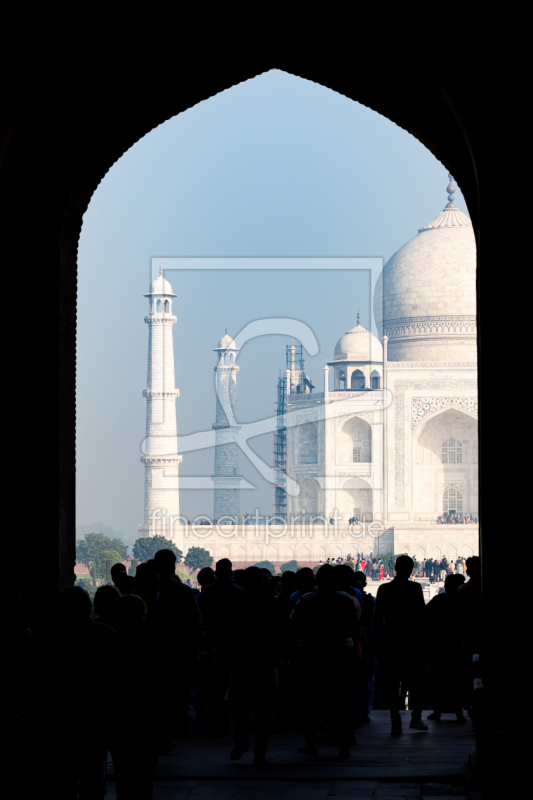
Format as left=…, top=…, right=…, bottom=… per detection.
left=285, top=342, right=314, bottom=395
left=286, top=342, right=304, bottom=372
left=273, top=373, right=287, bottom=518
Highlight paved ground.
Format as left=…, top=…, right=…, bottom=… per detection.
left=105, top=779, right=478, bottom=800
left=363, top=579, right=444, bottom=603
left=105, top=710, right=476, bottom=797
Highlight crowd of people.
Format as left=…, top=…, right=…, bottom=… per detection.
left=9, top=551, right=482, bottom=798
left=437, top=512, right=477, bottom=524
left=316, top=554, right=470, bottom=585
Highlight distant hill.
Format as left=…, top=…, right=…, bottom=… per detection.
left=76, top=521, right=127, bottom=540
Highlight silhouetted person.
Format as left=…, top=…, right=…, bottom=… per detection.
left=277, top=570, right=298, bottom=618
left=153, top=549, right=202, bottom=653
left=136, top=560, right=189, bottom=744
left=196, top=566, right=216, bottom=594
left=197, top=558, right=244, bottom=724
left=290, top=566, right=317, bottom=607
left=334, top=564, right=362, bottom=620
left=109, top=594, right=159, bottom=799
left=44, top=587, right=116, bottom=799
left=353, top=571, right=376, bottom=723
left=425, top=573, right=466, bottom=721
left=112, top=563, right=136, bottom=595
left=93, top=583, right=121, bottom=628
left=372, top=555, right=428, bottom=734
left=290, top=564, right=359, bottom=759
left=111, top=561, right=128, bottom=591
left=197, top=558, right=244, bottom=648
left=194, top=565, right=216, bottom=720
left=456, top=555, right=482, bottom=711
left=226, top=567, right=284, bottom=765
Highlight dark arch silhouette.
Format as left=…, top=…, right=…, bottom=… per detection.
left=1, top=45, right=519, bottom=799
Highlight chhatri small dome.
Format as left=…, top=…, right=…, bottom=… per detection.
left=373, top=174, right=476, bottom=362
left=145, top=267, right=176, bottom=296
left=334, top=312, right=383, bottom=362
left=216, top=327, right=237, bottom=350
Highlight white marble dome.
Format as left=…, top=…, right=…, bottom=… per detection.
left=216, top=332, right=236, bottom=350
left=334, top=322, right=383, bottom=362
left=373, top=180, right=477, bottom=362
left=147, top=274, right=176, bottom=296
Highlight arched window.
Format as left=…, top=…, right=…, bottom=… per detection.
left=339, top=371, right=346, bottom=390
left=164, top=299, right=169, bottom=312
left=341, top=416, right=371, bottom=463
left=299, top=477, right=319, bottom=514
left=229, top=353, right=234, bottom=364
left=371, top=371, right=380, bottom=389
left=224, top=353, right=230, bottom=364
left=442, top=437, right=463, bottom=464
left=443, top=485, right=463, bottom=514
left=156, top=299, right=162, bottom=312
left=351, top=370, right=365, bottom=390
left=296, top=422, right=318, bottom=465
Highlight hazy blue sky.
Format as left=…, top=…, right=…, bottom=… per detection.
left=77, top=69, right=468, bottom=544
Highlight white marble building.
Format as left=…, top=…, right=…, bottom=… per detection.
left=278, top=175, right=478, bottom=560
left=154, top=177, right=480, bottom=564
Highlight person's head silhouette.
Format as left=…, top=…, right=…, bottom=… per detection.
left=465, top=555, right=481, bottom=580
left=153, top=549, right=177, bottom=580
left=444, top=573, right=466, bottom=594
left=281, top=570, right=297, bottom=595
left=111, top=562, right=126, bottom=582
left=353, top=570, right=367, bottom=589
left=111, top=562, right=129, bottom=592
left=295, top=567, right=316, bottom=595
left=197, top=566, right=216, bottom=588
left=395, top=555, right=414, bottom=579
left=316, top=563, right=335, bottom=591
left=333, top=564, right=354, bottom=593
left=94, top=584, right=121, bottom=621
left=215, top=558, right=233, bottom=578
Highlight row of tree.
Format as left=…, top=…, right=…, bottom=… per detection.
left=78, top=533, right=370, bottom=579
left=75, top=532, right=214, bottom=575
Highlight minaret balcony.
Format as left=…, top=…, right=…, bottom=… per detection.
left=140, top=455, right=183, bottom=465
left=142, top=389, right=180, bottom=399
left=144, top=314, right=177, bottom=325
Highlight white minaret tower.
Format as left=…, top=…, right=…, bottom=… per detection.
left=139, top=267, right=182, bottom=537
left=212, top=329, right=241, bottom=522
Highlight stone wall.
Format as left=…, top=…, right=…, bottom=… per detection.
left=164, top=522, right=477, bottom=565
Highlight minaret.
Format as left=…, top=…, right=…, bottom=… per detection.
left=139, top=267, right=182, bottom=537
left=212, top=329, right=241, bottom=522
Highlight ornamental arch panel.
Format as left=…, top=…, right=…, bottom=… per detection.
left=338, top=416, right=371, bottom=464
left=296, top=421, right=318, bottom=465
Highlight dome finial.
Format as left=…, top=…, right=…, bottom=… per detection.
left=225, top=325, right=228, bottom=335
left=159, top=264, right=163, bottom=276
left=357, top=309, right=360, bottom=326
left=445, top=173, right=457, bottom=209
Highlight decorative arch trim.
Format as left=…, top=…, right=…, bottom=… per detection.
left=411, top=397, right=478, bottom=431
